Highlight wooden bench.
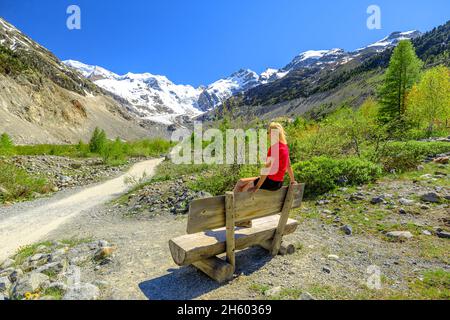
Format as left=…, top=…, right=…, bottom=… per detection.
left=169, top=183, right=305, bottom=283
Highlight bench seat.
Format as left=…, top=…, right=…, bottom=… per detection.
left=169, top=214, right=299, bottom=266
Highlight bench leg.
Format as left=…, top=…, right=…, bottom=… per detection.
left=192, top=256, right=234, bottom=283
left=259, top=239, right=296, bottom=256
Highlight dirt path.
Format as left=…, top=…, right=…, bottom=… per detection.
left=0, top=158, right=163, bottom=261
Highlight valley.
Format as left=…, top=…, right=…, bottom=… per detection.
left=0, top=13, right=448, bottom=302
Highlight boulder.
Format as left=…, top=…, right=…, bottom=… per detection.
left=399, top=198, right=414, bottom=206
left=299, top=292, right=316, bottom=300
left=420, top=193, right=441, bottom=203
left=386, top=231, right=413, bottom=241
left=12, top=272, right=49, bottom=298
left=1, top=258, right=14, bottom=270
left=0, top=276, right=11, bottom=292
left=63, top=283, right=100, bottom=300
left=264, top=286, right=282, bottom=297
left=341, top=225, right=353, bottom=235
left=436, top=231, right=450, bottom=239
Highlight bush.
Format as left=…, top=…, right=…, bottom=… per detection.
left=0, top=133, right=14, bottom=155
left=0, top=161, right=52, bottom=203
left=380, top=141, right=450, bottom=172
left=101, top=138, right=127, bottom=166
left=292, top=156, right=382, bottom=197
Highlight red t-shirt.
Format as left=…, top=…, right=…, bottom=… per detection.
left=267, top=142, right=290, bottom=182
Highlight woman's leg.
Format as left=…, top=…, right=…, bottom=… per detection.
left=233, top=177, right=258, bottom=193
left=233, top=177, right=258, bottom=228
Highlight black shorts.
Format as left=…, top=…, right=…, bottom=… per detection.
left=254, top=177, right=283, bottom=191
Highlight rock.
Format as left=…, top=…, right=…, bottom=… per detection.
left=97, top=240, right=109, bottom=248
left=299, top=292, right=316, bottom=300
left=30, top=253, right=48, bottom=262
left=433, top=156, right=449, bottom=164
left=436, top=231, right=450, bottom=239
left=0, top=276, right=11, bottom=292
left=264, top=286, right=282, bottom=297
left=63, top=283, right=100, bottom=300
left=8, top=269, right=23, bottom=283
left=386, top=231, right=413, bottom=241
left=196, top=191, right=212, bottom=199
left=322, top=210, right=333, bottom=215
left=370, top=197, right=384, bottom=205
left=322, top=266, right=331, bottom=274
left=12, top=272, right=49, bottom=298
left=416, top=165, right=424, bottom=171
left=399, top=198, right=414, bottom=206
left=399, top=208, right=407, bottom=215
left=422, top=230, right=432, bottom=236
left=420, top=174, right=433, bottom=180
left=1, top=258, right=14, bottom=270
left=94, top=246, right=115, bottom=261
left=70, top=163, right=82, bottom=169
left=341, top=225, right=353, bottom=236
left=35, top=261, right=66, bottom=275
left=0, top=293, right=5, bottom=300
left=327, top=254, right=339, bottom=261
left=420, top=193, right=441, bottom=203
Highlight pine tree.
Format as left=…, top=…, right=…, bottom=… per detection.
left=378, top=40, right=423, bottom=123
left=89, top=127, right=107, bottom=153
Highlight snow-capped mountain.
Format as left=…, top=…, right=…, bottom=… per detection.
left=63, top=62, right=283, bottom=123
left=356, top=30, right=422, bottom=52
left=64, top=30, right=422, bottom=125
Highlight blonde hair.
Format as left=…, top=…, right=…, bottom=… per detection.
left=269, top=122, right=287, bottom=144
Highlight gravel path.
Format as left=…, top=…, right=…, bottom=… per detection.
left=0, top=158, right=163, bottom=261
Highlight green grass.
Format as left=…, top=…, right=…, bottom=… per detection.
left=42, top=287, right=65, bottom=300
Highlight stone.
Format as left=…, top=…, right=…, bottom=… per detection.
left=420, top=174, right=433, bottom=179
left=299, top=292, right=316, bottom=300
left=386, top=231, right=413, bottom=240
left=341, top=225, right=353, bottom=235
left=416, top=165, right=424, bottom=171
left=8, top=269, right=23, bottom=283
left=97, top=240, right=109, bottom=248
left=0, top=276, right=11, bottom=292
left=399, top=198, right=414, bottom=206
left=370, top=197, right=384, bottom=205
left=421, top=193, right=441, bottom=203
left=399, top=208, right=407, bottom=215
left=12, top=272, right=49, bottom=298
left=327, top=254, right=339, bottom=261
left=35, top=262, right=66, bottom=275
left=322, top=210, right=333, bottom=215
left=94, top=247, right=115, bottom=261
left=322, top=266, right=331, bottom=274
left=422, top=230, right=432, bottom=236
left=436, top=231, right=450, bottom=239
left=0, top=293, right=5, bottom=300
left=1, top=258, right=14, bottom=270
left=433, top=157, right=449, bottom=164
left=264, top=286, right=282, bottom=297
left=63, top=283, right=100, bottom=300
left=30, top=253, right=48, bottom=262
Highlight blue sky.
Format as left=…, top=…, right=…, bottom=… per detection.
left=0, top=0, right=448, bottom=87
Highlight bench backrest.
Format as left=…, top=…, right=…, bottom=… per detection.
left=187, top=183, right=305, bottom=234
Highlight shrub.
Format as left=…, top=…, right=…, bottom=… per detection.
left=0, top=133, right=14, bottom=155
left=101, top=138, right=127, bottom=166
left=379, top=141, right=450, bottom=172
left=292, top=156, right=382, bottom=197
left=0, top=161, right=52, bottom=203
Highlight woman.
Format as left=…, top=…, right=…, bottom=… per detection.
left=233, top=122, right=297, bottom=194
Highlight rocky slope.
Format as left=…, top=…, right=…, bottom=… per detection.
left=0, top=18, right=162, bottom=144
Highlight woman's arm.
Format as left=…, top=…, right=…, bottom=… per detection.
left=287, top=157, right=297, bottom=184
left=253, top=158, right=272, bottom=193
